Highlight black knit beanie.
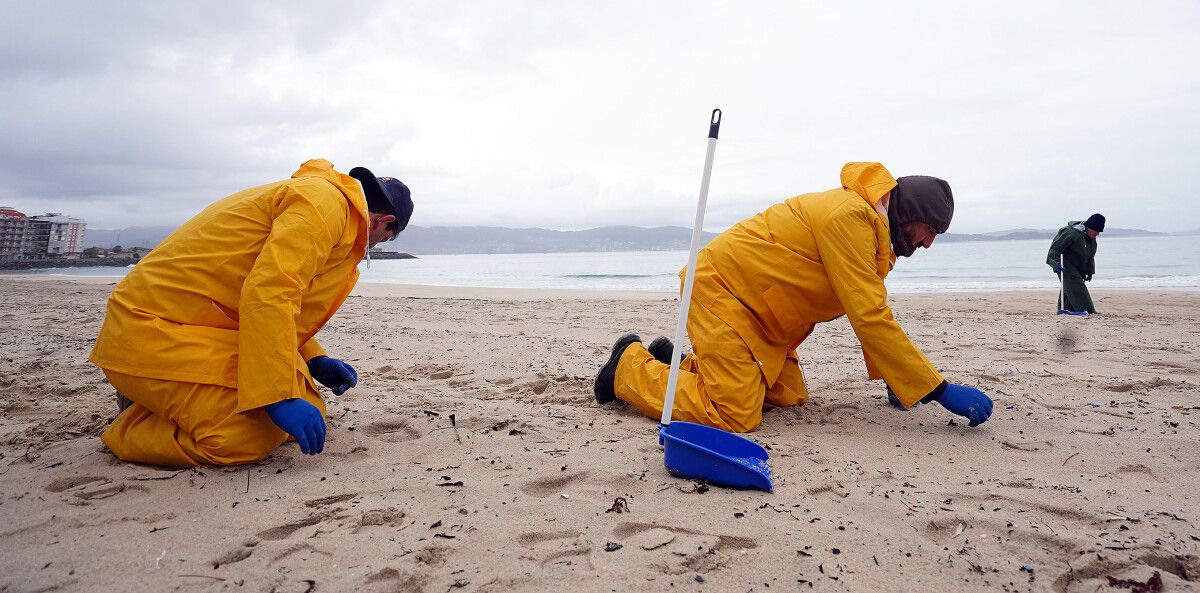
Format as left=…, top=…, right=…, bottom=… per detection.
left=887, top=175, right=955, bottom=257
left=1085, top=213, right=1105, bottom=232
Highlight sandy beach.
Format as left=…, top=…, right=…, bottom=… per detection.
left=1, top=275, right=1198, bottom=593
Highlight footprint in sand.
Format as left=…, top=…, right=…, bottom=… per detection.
left=372, top=364, right=402, bottom=380
left=1105, top=377, right=1186, bottom=393
left=1115, top=463, right=1164, bottom=482
left=361, top=418, right=423, bottom=442
left=362, top=567, right=429, bottom=593
left=608, top=522, right=757, bottom=575
left=74, top=482, right=149, bottom=501
left=412, top=545, right=453, bottom=567
left=45, top=476, right=149, bottom=501
left=517, top=530, right=582, bottom=546
left=405, top=363, right=457, bottom=380
left=611, top=522, right=758, bottom=552
left=357, top=507, right=406, bottom=529
left=516, top=530, right=590, bottom=567
left=1050, top=556, right=1135, bottom=591
left=1140, top=552, right=1200, bottom=582
left=519, top=472, right=589, bottom=497
left=44, top=475, right=107, bottom=493
left=256, top=513, right=334, bottom=541
left=211, top=539, right=259, bottom=568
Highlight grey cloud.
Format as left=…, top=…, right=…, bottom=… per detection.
left=0, top=3, right=419, bottom=225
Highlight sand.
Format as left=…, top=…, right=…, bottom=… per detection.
left=1, top=275, right=1198, bottom=592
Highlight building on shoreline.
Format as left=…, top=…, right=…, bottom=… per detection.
left=0, top=207, right=87, bottom=261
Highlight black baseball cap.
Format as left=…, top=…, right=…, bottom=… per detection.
left=348, top=166, right=413, bottom=234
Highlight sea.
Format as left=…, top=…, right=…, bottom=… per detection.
left=12, top=235, right=1200, bottom=293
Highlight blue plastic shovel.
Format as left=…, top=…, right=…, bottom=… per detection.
left=657, top=109, right=773, bottom=491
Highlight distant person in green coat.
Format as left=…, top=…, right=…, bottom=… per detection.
left=1046, top=213, right=1104, bottom=314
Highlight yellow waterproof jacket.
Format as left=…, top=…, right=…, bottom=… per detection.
left=89, top=159, right=369, bottom=412
left=689, top=162, right=943, bottom=407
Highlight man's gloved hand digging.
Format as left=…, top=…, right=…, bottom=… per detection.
left=308, top=355, right=358, bottom=395
left=887, top=382, right=993, bottom=427
left=265, top=356, right=357, bottom=455
left=934, top=383, right=993, bottom=427
left=266, top=399, right=326, bottom=454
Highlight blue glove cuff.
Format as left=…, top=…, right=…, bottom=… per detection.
left=923, top=381, right=948, bottom=405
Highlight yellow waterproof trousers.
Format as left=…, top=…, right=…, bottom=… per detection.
left=99, top=369, right=325, bottom=467
left=613, top=303, right=807, bottom=432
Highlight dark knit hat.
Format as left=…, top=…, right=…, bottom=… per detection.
left=887, top=175, right=955, bottom=258
left=349, top=166, right=414, bottom=234
left=1085, top=213, right=1105, bottom=232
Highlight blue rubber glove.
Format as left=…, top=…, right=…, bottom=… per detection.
left=1053, top=266, right=1063, bottom=278
left=307, top=356, right=358, bottom=395
left=934, top=383, right=993, bottom=427
left=266, top=398, right=326, bottom=454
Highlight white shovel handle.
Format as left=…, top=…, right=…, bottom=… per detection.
left=1059, top=253, right=1064, bottom=311
left=661, top=109, right=721, bottom=426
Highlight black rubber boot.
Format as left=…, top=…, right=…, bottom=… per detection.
left=594, top=333, right=641, bottom=404
left=116, top=391, right=133, bottom=413
left=647, top=336, right=674, bottom=365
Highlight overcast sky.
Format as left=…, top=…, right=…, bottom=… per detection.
left=2, top=1, right=1197, bottom=233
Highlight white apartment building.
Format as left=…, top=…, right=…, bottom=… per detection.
left=0, top=207, right=87, bottom=260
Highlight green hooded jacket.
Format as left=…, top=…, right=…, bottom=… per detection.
left=1045, top=221, right=1097, bottom=276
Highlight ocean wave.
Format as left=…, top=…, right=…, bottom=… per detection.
left=1094, top=275, right=1200, bottom=287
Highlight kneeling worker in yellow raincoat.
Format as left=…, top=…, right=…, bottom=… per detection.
left=89, top=159, right=413, bottom=466
left=594, top=162, right=992, bottom=431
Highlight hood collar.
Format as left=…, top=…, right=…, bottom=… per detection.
left=840, top=162, right=898, bottom=209
left=290, top=159, right=370, bottom=256
left=290, top=158, right=368, bottom=219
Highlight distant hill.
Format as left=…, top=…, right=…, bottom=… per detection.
left=980, top=228, right=1043, bottom=237
left=84, top=226, right=175, bottom=249
left=941, top=227, right=1167, bottom=243
left=84, top=224, right=1179, bottom=253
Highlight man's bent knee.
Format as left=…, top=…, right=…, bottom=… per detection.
left=190, top=414, right=286, bottom=466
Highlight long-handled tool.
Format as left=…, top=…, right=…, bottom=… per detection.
left=1057, top=254, right=1065, bottom=313
left=657, top=109, right=773, bottom=491
left=1057, top=254, right=1087, bottom=315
